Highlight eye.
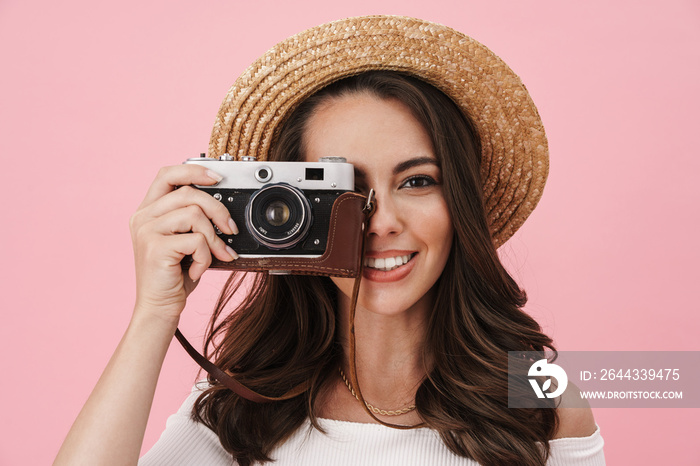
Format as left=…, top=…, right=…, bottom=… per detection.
left=400, top=175, right=437, bottom=189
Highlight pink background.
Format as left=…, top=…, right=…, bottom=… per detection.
left=1, top=1, right=699, bottom=464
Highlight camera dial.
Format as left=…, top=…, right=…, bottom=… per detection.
left=318, top=156, right=347, bottom=163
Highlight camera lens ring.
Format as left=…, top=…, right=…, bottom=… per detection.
left=245, top=183, right=312, bottom=250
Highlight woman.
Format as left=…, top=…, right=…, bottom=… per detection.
left=55, top=16, right=604, bottom=466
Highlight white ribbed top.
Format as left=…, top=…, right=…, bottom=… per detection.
left=140, top=386, right=605, bottom=466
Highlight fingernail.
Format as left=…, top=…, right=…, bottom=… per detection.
left=228, top=218, right=239, bottom=235
left=226, top=246, right=239, bottom=260
left=206, top=170, right=224, bottom=182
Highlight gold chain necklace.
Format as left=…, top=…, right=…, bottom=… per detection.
left=338, top=367, right=416, bottom=416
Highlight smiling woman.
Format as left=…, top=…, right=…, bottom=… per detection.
left=54, top=16, right=604, bottom=466
left=185, top=71, right=599, bottom=464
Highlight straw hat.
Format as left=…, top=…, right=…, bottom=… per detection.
left=208, top=15, right=548, bottom=248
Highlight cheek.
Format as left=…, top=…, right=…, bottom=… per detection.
left=425, top=201, right=454, bottom=260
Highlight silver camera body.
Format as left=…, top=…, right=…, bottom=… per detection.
left=184, top=155, right=354, bottom=257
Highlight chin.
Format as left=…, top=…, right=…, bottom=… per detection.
left=332, top=276, right=437, bottom=319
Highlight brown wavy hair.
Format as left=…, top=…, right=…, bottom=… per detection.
left=193, top=72, right=557, bottom=465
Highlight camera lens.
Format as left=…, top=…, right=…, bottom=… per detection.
left=245, top=183, right=312, bottom=250
left=265, top=200, right=290, bottom=226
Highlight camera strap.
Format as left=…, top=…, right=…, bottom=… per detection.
left=340, top=191, right=427, bottom=430
left=174, top=190, right=377, bottom=403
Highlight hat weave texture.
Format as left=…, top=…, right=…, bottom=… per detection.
left=208, top=15, right=548, bottom=248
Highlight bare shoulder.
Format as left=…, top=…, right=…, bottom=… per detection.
left=554, top=382, right=597, bottom=439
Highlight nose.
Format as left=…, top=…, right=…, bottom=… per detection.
left=367, top=190, right=403, bottom=238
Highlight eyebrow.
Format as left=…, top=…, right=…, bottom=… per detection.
left=392, top=157, right=439, bottom=175
left=354, top=156, right=439, bottom=178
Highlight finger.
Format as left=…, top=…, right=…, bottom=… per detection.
left=164, top=232, right=213, bottom=282
left=139, top=164, right=224, bottom=210
left=183, top=275, right=199, bottom=296
left=140, top=185, right=237, bottom=236
left=148, top=205, right=238, bottom=262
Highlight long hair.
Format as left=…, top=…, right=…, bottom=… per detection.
left=193, top=71, right=557, bottom=465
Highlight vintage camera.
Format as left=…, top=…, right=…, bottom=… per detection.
left=184, top=155, right=355, bottom=257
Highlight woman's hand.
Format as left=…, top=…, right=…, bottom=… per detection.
left=129, top=164, right=238, bottom=324
left=54, top=163, right=240, bottom=466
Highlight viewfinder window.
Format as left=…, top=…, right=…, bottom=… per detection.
left=305, top=168, right=324, bottom=181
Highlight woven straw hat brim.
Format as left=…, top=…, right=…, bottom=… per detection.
left=208, top=15, right=548, bottom=248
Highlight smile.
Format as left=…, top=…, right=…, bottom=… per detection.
left=363, top=253, right=416, bottom=271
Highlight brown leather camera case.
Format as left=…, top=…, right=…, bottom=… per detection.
left=206, top=191, right=366, bottom=278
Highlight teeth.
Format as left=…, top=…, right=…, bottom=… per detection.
left=364, top=254, right=414, bottom=271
